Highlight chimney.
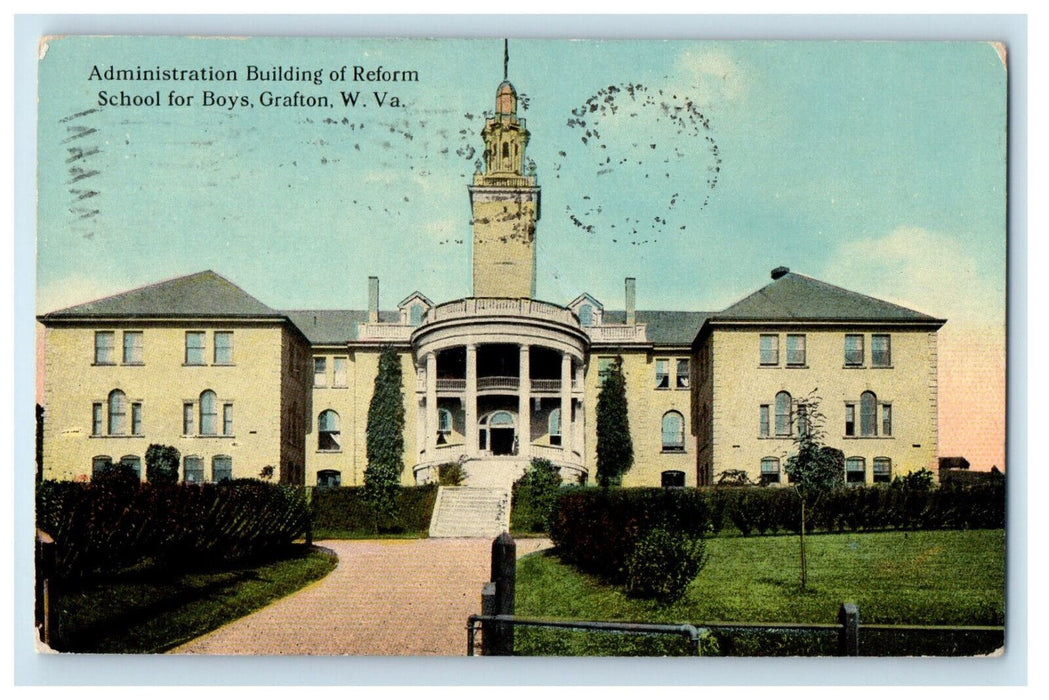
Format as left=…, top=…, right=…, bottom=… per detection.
left=625, top=277, right=636, bottom=325
left=368, top=276, right=379, bottom=323
left=771, top=266, right=790, bottom=280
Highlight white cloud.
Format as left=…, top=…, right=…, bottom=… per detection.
left=36, top=274, right=126, bottom=315
left=818, top=226, right=1004, bottom=327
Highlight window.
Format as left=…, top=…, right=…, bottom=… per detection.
left=199, top=390, right=218, bottom=436
left=317, top=469, right=342, bottom=488
left=676, top=359, right=690, bottom=389
left=212, top=455, right=233, bottom=483
left=661, top=411, right=685, bottom=452
left=410, top=304, right=424, bottom=326
left=761, top=457, right=781, bottom=485
left=845, top=334, right=864, bottom=366
left=184, top=456, right=204, bottom=484
left=438, top=408, right=452, bottom=434
left=318, top=410, right=340, bottom=451
left=597, top=357, right=614, bottom=382
left=131, top=402, right=142, bottom=435
left=787, top=334, right=806, bottom=366
left=655, top=359, right=670, bottom=388
left=882, top=403, right=892, bottom=437
left=774, top=391, right=792, bottom=437
left=119, top=455, right=141, bottom=480
left=214, top=331, right=233, bottom=364
left=846, top=457, right=866, bottom=484
left=92, top=403, right=103, bottom=436
left=661, top=470, right=685, bottom=488
left=183, top=402, right=194, bottom=435
left=760, top=334, right=779, bottom=366
left=860, top=391, right=877, bottom=437
left=94, top=331, right=115, bottom=364
left=549, top=408, right=561, bottom=446
left=759, top=404, right=770, bottom=437
left=185, top=332, right=206, bottom=365
left=92, top=456, right=113, bottom=479
left=122, top=331, right=143, bottom=364
left=845, top=403, right=856, bottom=436
left=872, top=334, right=891, bottom=367
left=108, top=389, right=126, bottom=435
left=873, top=457, right=892, bottom=483
left=333, top=357, right=348, bottom=387
left=223, top=403, right=234, bottom=436
left=314, top=357, right=327, bottom=387
left=578, top=304, right=593, bottom=327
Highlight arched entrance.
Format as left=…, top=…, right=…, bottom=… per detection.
left=480, top=410, right=516, bottom=456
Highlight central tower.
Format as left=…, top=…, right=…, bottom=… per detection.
left=469, top=60, right=541, bottom=298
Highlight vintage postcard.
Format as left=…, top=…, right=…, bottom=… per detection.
left=34, top=36, right=1007, bottom=659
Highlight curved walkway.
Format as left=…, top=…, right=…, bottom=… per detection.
left=172, top=537, right=552, bottom=656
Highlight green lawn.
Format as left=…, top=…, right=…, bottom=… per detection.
left=49, top=545, right=337, bottom=653
left=515, top=529, right=1004, bottom=655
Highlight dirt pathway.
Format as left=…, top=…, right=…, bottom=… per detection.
left=172, top=537, right=551, bottom=656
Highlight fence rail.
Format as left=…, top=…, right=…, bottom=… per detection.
left=468, top=614, right=703, bottom=656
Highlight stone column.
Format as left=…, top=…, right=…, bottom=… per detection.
left=518, top=344, right=531, bottom=459
left=561, top=352, right=572, bottom=462
left=466, top=344, right=478, bottom=457
left=426, top=351, right=438, bottom=460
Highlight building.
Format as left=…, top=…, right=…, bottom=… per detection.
left=37, top=72, right=946, bottom=491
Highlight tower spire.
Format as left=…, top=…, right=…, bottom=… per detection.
left=503, top=38, right=509, bottom=81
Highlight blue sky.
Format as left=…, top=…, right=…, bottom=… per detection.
left=37, top=38, right=1005, bottom=323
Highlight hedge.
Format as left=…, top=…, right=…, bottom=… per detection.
left=310, top=484, right=437, bottom=536
left=36, top=479, right=310, bottom=582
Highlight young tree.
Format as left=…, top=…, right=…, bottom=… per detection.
left=596, top=356, right=633, bottom=487
left=783, top=390, right=843, bottom=590
left=364, top=346, right=405, bottom=526
left=145, top=444, right=181, bottom=484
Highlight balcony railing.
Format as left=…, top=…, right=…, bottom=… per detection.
left=356, top=323, right=415, bottom=341
left=530, top=378, right=561, bottom=393
left=477, top=376, right=519, bottom=391
left=437, top=378, right=466, bottom=392
left=585, top=324, right=648, bottom=344
left=425, top=298, right=579, bottom=327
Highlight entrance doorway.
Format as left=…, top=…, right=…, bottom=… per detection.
left=480, top=410, right=516, bottom=456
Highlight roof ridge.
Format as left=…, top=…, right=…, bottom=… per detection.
left=43, top=269, right=221, bottom=316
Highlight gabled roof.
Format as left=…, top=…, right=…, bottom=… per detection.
left=397, top=291, right=434, bottom=309
left=282, top=309, right=400, bottom=344
left=40, top=270, right=282, bottom=321
left=601, top=310, right=713, bottom=346
left=712, top=272, right=945, bottom=324
left=568, top=292, right=603, bottom=310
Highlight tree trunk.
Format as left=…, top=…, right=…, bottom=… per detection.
left=800, top=499, right=807, bottom=591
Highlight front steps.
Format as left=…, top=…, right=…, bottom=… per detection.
left=428, top=486, right=511, bottom=538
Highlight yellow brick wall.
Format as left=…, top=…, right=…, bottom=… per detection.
left=702, top=327, right=939, bottom=485
left=583, top=350, right=695, bottom=487
left=42, top=322, right=292, bottom=482
left=471, top=193, right=538, bottom=298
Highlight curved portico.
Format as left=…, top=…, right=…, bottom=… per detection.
left=411, top=297, right=590, bottom=485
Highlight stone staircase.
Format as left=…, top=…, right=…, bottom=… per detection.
left=428, top=486, right=511, bottom=538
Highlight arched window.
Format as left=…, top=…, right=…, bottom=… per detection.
left=107, top=389, right=126, bottom=435
left=199, top=390, right=217, bottom=435
left=212, top=455, right=233, bottom=483
left=761, top=457, right=781, bottom=485
left=438, top=408, right=452, bottom=433
left=318, top=410, right=341, bottom=451
left=490, top=411, right=514, bottom=427
left=578, top=304, right=593, bottom=327
left=846, top=456, right=866, bottom=484
left=873, top=457, right=892, bottom=483
left=549, top=408, right=562, bottom=446
left=184, top=455, right=204, bottom=484
left=860, top=391, right=878, bottom=437
left=774, top=391, right=792, bottom=436
left=502, top=142, right=510, bottom=159
left=661, top=470, right=685, bottom=488
left=317, top=469, right=341, bottom=488
left=119, top=455, right=141, bottom=480
left=91, top=455, right=113, bottom=480
left=661, top=411, right=685, bottom=452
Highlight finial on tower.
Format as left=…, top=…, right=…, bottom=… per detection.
left=503, top=38, right=509, bottom=81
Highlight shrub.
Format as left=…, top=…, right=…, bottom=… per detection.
left=145, top=444, right=180, bottom=485
left=310, top=485, right=437, bottom=536
left=625, top=527, right=706, bottom=602
left=437, top=461, right=467, bottom=486
left=36, top=479, right=310, bottom=582
left=510, top=458, right=563, bottom=533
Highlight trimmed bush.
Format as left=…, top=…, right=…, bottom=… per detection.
left=625, top=527, right=706, bottom=602
left=510, top=458, right=563, bottom=534
left=36, top=479, right=310, bottom=582
left=437, top=462, right=466, bottom=486
left=310, top=485, right=437, bottom=536
left=145, top=444, right=180, bottom=485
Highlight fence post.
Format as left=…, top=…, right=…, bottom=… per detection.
left=479, top=581, right=497, bottom=655
left=487, top=532, right=516, bottom=655
left=35, top=530, right=56, bottom=647
left=838, top=603, right=859, bottom=656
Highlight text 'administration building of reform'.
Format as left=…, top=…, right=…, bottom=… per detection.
left=38, top=75, right=946, bottom=491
